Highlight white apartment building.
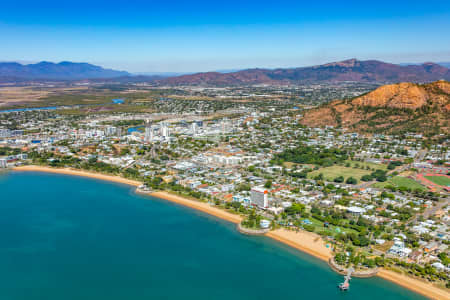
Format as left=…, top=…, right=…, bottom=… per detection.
left=0, top=158, right=7, bottom=168
left=251, top=186, right=269, bottom=208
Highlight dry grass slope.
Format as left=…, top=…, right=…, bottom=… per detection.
left=301, top=80, right=450, bottom=135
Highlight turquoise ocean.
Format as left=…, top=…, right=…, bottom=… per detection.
left=0, top=171, right=425, bottom=299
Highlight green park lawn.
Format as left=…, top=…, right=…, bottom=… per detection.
left=373, top=176, right=427, bottom=191
left=308, top=160, right=387, bottom=182
left=308, top=165, right=370, bottom=182
left=305, top=217, right=359, bottom=236
left=425, top=175, right=450, bottom=187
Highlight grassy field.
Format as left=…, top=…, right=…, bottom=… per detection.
left=308, top=166, right=370, bottom=181
left=306, top=216, right=359, bottom=236
left=58, top=104, right=153, bottom=115
left=425, top=175, right=450, bottom=187
left=373, top=176, right=427, bottom=191
left=0, top=87, right=51, bottom=107
left=0, top=86, right=164, bottom=110
left=307, top=160, right=386, bottom=182
left=373, top=240, right=394, bottom=253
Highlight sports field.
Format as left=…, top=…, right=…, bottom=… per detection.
left=373, top=176, right=427, bottom=191
left=424, top=175, right=450, bottom=187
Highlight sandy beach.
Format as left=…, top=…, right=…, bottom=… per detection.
left=150, top=191, right=243, bottom=224
left=267, top=229, right=332, bottom=262
left=13, top=165, right=142, bottom=187
left=378, top=269, right=450, bottom=300
left=11, top=165, right=450, bottom=299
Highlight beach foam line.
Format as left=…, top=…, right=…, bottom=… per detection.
left=12, top=165, right=450, bottom=299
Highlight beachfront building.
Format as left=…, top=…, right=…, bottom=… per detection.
left=251, top=186, right=270, bottom=209
left=260, top=219, right=271, bottom=229
left=0, top=158, right=7, bottom=168
left=388, top=238, right=412, bottom=258
left=232, top=195, right=251, bottom=207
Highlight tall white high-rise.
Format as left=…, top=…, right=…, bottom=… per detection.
left=105, top=126, right=117, bottom=136
left=161, top=122, right=170, bottom=139
left=144, top=119, right=153, bottom=142
left=251, top=186, right=270, bottom=208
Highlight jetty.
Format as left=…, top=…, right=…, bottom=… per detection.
left=338, top=267, right=354, bottom=291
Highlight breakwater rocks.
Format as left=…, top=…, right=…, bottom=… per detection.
left=237, top=223, right=270, bottom=236
left=328, top=257, right=379, bottom=278
left=135, top=187, right=153, bottom=195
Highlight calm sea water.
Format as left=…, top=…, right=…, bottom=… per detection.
left=0, top=171, right=425, bottom=300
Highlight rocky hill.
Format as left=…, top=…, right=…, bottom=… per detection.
left=158, top=59, right=450, bottom=86
left=300, top=81, right=450, bottom=135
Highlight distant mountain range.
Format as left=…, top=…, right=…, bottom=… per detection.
left=0, top=59, right=449, bottom=85
left=158, top=59, right=450, bottom=86
left=300, top=80, right=450, bottom=135
left=401, top=62, right=450, bottom=68
left=0, top=61, right=129, bottom=80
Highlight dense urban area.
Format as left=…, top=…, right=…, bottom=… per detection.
left=1, top=82, right=449, bottom=290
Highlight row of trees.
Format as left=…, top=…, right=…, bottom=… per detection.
left=332, top=175, right=357, bottom=184
left=241, top=210, right=262, bottom=229
left=273, top=145, right=348, bottom=166
left=361, top=169, right=388, bottom=182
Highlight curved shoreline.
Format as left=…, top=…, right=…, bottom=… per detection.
left=12, top=165, right=142, bottom=187
left=10, top=165, right=450, bottom=300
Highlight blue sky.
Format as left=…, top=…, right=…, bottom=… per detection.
left=1, top=0, right=449, bottom=72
